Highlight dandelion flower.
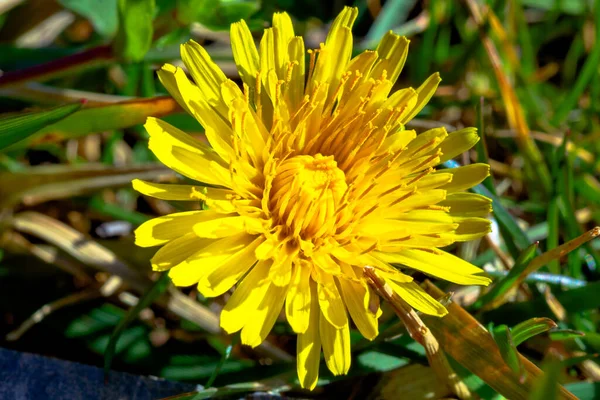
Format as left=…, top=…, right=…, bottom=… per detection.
left=133, top=6, right=492, bottom=389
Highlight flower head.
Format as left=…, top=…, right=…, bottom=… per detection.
left=134, top=7, right=492, bottom=389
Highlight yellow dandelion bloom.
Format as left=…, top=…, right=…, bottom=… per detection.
left=133, top=7, right=492, bottom=389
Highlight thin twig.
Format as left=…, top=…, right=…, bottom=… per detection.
left=6, top=289, right=101, bottom=341
left=484, top=234, right=512, bottom=270
left=364, top=267, right=472, bottom=400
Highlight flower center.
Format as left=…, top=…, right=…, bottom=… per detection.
left=270, top=154, right=348, bottom=239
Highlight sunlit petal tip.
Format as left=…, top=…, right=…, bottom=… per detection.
left=168, top=266, right=200, bottom=287
left=388, top=280, right=449, bottom=317
left=158, top=63, right=177, bottom=74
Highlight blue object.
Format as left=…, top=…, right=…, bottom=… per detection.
left=0, top=347, right=198, bottom=400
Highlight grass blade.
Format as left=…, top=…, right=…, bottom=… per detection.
left=104, top=272, right=171, bottom=377
left=10, top=96, right=181, bottom=148
left=0, top=102, right=81, bottom=150
left=529, top=361, right=561, bottom=400
left=551, top=0, right=600, bottom=125
left=464, top=0, right=552, bottom=194
left=473, top=242, right=539, bottom=310
left=492, top=325, right=525, bottom=380
left=512, top=318, right=558, bottom=346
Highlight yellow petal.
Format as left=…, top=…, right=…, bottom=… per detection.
left=386, top=280, right=448, bottom=316
left=371, top=32, right=409, bottom=84
left=311, top=253, right=342, bottom=275
left=379, top=128, right=416, bottom=156
left=297, top=280, right=321, bottom=389
left=134, top=210, right=219, bottom=247
left=197, top=235, right=262, bottom=297
left=272, top=12, right=295, bottom=78
left=395, top=209, right=454, bottom=224
left=286, top=36, right=306, bottom=112
left=255, top=233, right=280, bottom=260
left=241, top=280, right=289, bottom=347
left=385, top=189, right=447, bottom=216
left=167, top=262, right=206, bottom=287
left=376, top=249, right=491, bottom=286
left=338, top=277, right=378, bottom=340
left=220, top=260, right=272, bottom=333
left=286, top=264, right=312, bottom=333
left=320, top=309, right=351, bottom=375
left=259, top=27, right=276, bottom=78
left=347, top=50, right=377, bottom=75
left=379, top=235, right=455, bottom=250
left=151, top=232, right=211, bottom=271
left=439, top=164, right=490, bottom=192
left=441, top=193, right=493, bottom=218
left=400, top=72, right=441, bottom=123
left=358, top=218, right=456, bottom=239
left=133, top=179, right=239, bottom=211
left=388, top=152, right=442, bottom=179
left=144, top=117, right=230, bottom=186
left=438, top=127, right=480, bottom=162
left=168, top=233, right=254, bottom=287
left=228, top=96, right=267, bottom=167
left=317, top=274, right=348, bottom=329
left=404, top=127, right=448, bottom=159
left=196, top=186, right=240, bottom=213
left=268, top=251, right=294, bottom=286
left=180, top=40, right=228, bottom=117
left=444, top=217, right=492, bottom=241
left=192, top=215, right=263, bottom=238
left=133, top=179, right=199, bottom=201
left=155, top=63, right=193, bottom=115
left=230, top=19, right=259, bottom=90
left=311, top=6, right=357, bottom=97
left=156, top=65, right=234, bottom=161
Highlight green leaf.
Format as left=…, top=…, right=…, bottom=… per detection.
left=564, top=381, right=600, bottom=400
left=59, top=0, right=119, bottom=37
left=491, top=325, right=524, bottom=378
left=0, top=103, right=81, bottom=151
left=546, top=197, right=560, bottom=274
left=65, top=304, right=123, bottom=338
left=548, top=329, right=585, bottom=341
left=115, top=0, right=155, bottom=62
left=575, top=175, right=600, bottom=207
left=363, top=0, right=419, bottom=48
left=103, top=273, right=170, bottom=376
left=10, top=97, right=181, bottom=148
left=357, top=350, right=410, bottom=372
left=177, top=0, right=260, bottom=30
left=473, top=242, right=539, bottom=310
left=529, top=361, right=561, bottom=400
left=512, top=318, right=558, bottom=346
left=205, top=340, right=235, bottom=387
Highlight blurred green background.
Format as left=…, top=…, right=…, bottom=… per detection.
left=1, top=0, right=600, bottom=398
